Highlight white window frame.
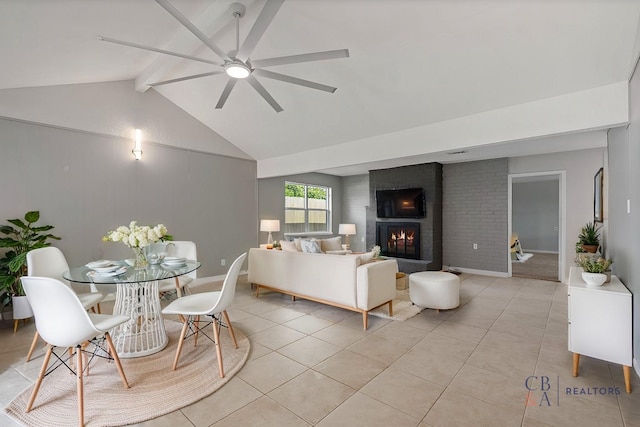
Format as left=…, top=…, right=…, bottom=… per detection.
left=284, top=181, right=332, bottom=234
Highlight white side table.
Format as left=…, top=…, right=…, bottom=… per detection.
left=568, top=266, right=632, bottom=393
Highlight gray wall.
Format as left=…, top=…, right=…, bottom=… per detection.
left=443, top=158, right=509, bottom=273
left=608, top=55, right=640, bottom=365
left=512, top=180, right=559, bottom=252
left=342, top=175, right=369, bottom=253
left=0, top=117, right=257, bottom=277
left=257, top=173, right=344, bottom=244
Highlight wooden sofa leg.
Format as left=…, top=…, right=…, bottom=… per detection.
left=388, top=300, right=393, bottom=317
left=255, top=285, right=260, bottom=298
left=362, top=312, right=368, bottom=330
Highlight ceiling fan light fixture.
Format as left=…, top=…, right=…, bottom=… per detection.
left=225, top=61, right=250, bottom=79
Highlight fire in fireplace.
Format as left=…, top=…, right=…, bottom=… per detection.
left=376, top=222, right=420, bottom=260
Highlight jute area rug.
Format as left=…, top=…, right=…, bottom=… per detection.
left=4, top=320, right=250, bottom=427
left=369, top=289, right=424, bottom=321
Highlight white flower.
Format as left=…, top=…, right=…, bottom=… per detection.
left=103, top=221, right=169, bottom=248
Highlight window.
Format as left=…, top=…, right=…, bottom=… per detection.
left=285, top=182, right=331, bottom=233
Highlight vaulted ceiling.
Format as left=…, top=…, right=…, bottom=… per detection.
left=1, top=0, right=639, bottom=177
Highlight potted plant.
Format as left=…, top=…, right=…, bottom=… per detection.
left=0, top=211, right=61, bottom=326
left=577, top=221, right=600, bottom=253
left=575, top=253, right=612, bottom=288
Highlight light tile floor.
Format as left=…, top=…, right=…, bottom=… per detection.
left=2, top=273, right=640, bottom=426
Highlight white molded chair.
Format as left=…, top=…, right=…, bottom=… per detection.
left=25, top=247, right=106, bottom=361
left=156, top=241, right=198, bottom=297
left=161, top=252, right=246, bottom=377
left=21, top=276, right=130, bottom=426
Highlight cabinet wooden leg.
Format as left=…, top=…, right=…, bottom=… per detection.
left=623, top=365, right=632, bottom=393
left=572, top=353, right=580, bottom=377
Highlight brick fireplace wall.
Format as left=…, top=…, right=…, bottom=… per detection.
left=366, top=163, right=443, bottom=273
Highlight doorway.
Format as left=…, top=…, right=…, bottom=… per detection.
left=508, top=172, right=565, bottom=281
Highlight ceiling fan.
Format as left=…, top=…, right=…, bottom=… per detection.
left=98, top=0, right=349, bottom=112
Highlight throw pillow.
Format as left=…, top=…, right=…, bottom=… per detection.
left=294, top=238, right=303, bottom=252
left=358, top=251, right=375, bottom=264
left=325, top=250, right=353, bottom=255
left=300, top=238, right=323, bottom=254
left=280, top=240, right=299, bottom=252
left=320, top=236, right=343, bottom=252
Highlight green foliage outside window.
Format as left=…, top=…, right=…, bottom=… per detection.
left=285, top=183, right=326, bottom=200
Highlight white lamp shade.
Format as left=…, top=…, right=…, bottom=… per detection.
left=260, top=219, right=280, bottom=232
left=338, top=224, right=356, bottom=235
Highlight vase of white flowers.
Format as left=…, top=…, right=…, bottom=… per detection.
left=103, top=221, right=171, bottom=270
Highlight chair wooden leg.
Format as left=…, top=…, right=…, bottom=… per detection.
left=26, top=331, right=40, bottom=362
left=13, top=319, right=19, bottom=333
left=26, top=345, right=53, bottom=412
left=362, top=312, right=368, bottom=330
left=76, top=345, right=84, bottom=427
left=172, top=318, right=190, bottom=370
left=388, top=300, right=393, bottom=317
left=222, top=311, right=238, bottom=349
left=194, top=315, right=200, bottom=347
left=104, top=333, right=130, bottom=389
left=212, top=318, right=224, bottom=378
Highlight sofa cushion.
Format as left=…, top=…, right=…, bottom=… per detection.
left=320, top=236, right=343, bottom=252
left=280, top=240, right=299, bottom=252
left=301, top=238, right=323, bottom=253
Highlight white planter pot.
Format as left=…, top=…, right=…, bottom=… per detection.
left=12, top=295, right=33, bottom=320
left=582, top=272, right=607, bottom=288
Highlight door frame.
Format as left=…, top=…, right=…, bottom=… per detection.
left=508, top=171, right=566, bottom=281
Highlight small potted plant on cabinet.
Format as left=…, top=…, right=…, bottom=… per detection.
left=0, top=211, right=61, bottom=331
left=577, top=221, right=601, bottom=253
left=575, top=253, right=612, bottom=288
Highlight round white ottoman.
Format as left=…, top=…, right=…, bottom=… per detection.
left=409, top=271, right=460, bottom=311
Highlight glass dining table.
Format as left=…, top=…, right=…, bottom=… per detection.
left=63, top=260, right=201, bottom=358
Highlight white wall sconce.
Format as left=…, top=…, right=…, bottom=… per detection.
left=132, top=128, right=143, bottom=160
left=339, top=223, right=356, bottom=250
left=260, top=219, right=280, bottom=248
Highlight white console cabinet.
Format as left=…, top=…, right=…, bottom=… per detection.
left=568, top=266, right=632, bottom=393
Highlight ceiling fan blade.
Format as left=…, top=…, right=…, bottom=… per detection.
left=253, top=69, right=336, bottom=93
left=236, top=0, right=284, bottom=62
left=98, top=36, right=221, bottom=66
left=251, top=49, right=350, bottom=68
left=155, top=0, right=231, bottom=62
left=246, top=75, right=283, bottom=112
left=215, top=79, right=238, bottom=109
left=149, top=71, right=224, bottom=87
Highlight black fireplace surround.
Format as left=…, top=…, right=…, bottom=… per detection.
left=376, top=222, right=420, bottom=260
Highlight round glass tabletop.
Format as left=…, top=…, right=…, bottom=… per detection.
left=63, top=260, right=201, bottom=284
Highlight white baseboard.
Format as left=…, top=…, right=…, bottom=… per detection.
left=190, top=270, right=248, bottom=288
left=528, top=250, right=559, bottom=254
left=443, top=265, right=509, bottom=278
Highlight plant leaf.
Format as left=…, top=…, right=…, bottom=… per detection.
left=7, top=219, right=27, bottom=230
left=24, top=211, right=40, bottom=223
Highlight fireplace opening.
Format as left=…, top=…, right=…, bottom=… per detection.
left=376, top=222, right=420, bottom=260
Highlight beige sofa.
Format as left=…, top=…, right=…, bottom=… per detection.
left=248, top=248, right=397, bottom=329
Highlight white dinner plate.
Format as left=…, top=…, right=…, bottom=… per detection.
left=163, top=257, right=186, bottom=263
left=162, top=262, right=185, bottom=268
left=88, top=266, right=127, bottom=277
left=86, top=260, right=112, bottom=269
left=92, top=264, right=121, bottom=273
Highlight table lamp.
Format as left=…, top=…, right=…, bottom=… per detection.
left=338, top=223, right=356, bottom=250
left=260, top=219, right=280, bottom=248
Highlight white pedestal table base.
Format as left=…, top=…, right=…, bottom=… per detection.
left=111, top=279, right=167, bottom=358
